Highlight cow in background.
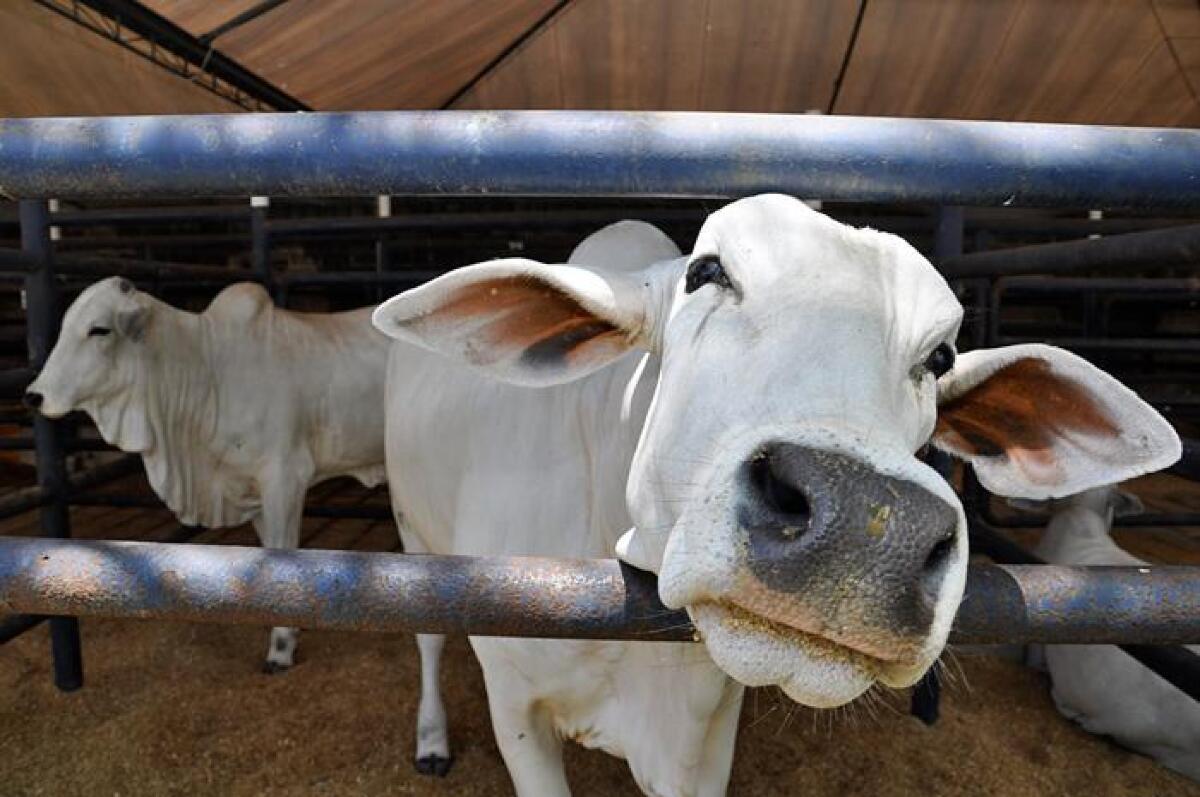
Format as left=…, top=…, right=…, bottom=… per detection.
left=1021, top=486, right=1200, bottom=782
left=25, top=278, right=390, bottom=674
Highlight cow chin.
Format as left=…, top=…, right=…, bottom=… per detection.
left=688, top=602, right=934, bottom=708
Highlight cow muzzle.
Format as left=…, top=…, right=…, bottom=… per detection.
left=733, top=442, right=960, bottom=662
left=669, top=439, right=965, bottom=707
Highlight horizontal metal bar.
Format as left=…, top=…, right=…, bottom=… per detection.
left=995, top=337, right=1200, bottom=352
left=56, top=232, right=250, bottom=249
left=996, top=276, right=1200, bottom=294
left=0, top=455, right=140, bottom=521
left=984, top=512, right=1200, bottom=528
left=67, top=491, right=394, bottom=520
left=265, top=208, right=709, bottom=237
left=2, top=113, right=1200, bottom=206
left=0, top=437, right=113, bottom=452
left=966, top=517, right=1200, bottom=701
left=0, top=249, right=251, bottom=280
left=277, top=271, right=443, bottom=287
left=1, top=537, right=1199, bottom=645
left=941, top=223, right=1200, bottom=277
left=965, top=215, right=1186, bottom=236
left=50, top=205, right=251, bottom=227
left=0, top=248, right=38, bottom=269
left=52, top=255, right=248, bottom=281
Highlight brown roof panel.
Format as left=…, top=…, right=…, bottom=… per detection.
left=835, top=0, right=1180, bottom=126
left=140, top=0, right=268, bottom=38
left=206, top=0, right=560, bottom=110
left=455, top=0, right=857, bottom=112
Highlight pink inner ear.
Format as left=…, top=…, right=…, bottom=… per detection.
left=411, top=275, right=623, bottom=369
left=935, top=358, right=1119, bottom=468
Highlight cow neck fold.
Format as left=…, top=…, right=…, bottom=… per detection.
left=90, top=299, right=245, bottom=527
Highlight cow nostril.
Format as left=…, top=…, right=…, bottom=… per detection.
left=22, top=391, right=43, bottom=410
left=922, top=530, right=956, bottom=580
left=748, top=451, right=811, bottom=535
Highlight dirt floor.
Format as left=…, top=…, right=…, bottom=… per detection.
left=2, top=474, right=1200, bottom=796
left=2, top=623, right=1197, bottom=796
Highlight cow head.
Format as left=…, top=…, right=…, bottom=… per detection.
left=373, top=195, right=1179, bottom=707
left=25, top=277, right=154, bottom=450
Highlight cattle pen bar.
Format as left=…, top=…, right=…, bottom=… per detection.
left=1, top=536, right=1200, bottom=646
left=2, top=112, right=1200, bottom=208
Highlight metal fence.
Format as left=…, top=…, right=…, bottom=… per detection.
left=0, top=111, right=1198, bottom=705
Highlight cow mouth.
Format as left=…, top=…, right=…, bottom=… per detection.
left=688, top=601, right=898, bottom=707
left=703, top=600, right=883, bottom=672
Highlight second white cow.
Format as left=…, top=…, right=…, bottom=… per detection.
left=375, top=195, right=1180, bottom=796
left=26, top=278, right=390, bottom=673
left=1029, top=486, right=1200, bottom=782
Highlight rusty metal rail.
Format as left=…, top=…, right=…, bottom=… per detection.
left=2, top=537, right=1199, bottom=645
left=2, top=112, right=1200, bottom=208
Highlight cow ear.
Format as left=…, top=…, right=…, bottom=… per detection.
left=372, top=259, right=654, bottom=388
left=116, top=303, right=149, bottom=342
left=931, top=344, right=1180, bottom=499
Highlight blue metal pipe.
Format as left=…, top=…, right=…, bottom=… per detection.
left=2, top=537, right=1200, bottom=645
left=2, top=112, right=1200, bottom=207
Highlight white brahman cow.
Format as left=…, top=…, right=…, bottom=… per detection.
left=374, top=195, right=1180, bottom=796
left=1023, top=486, right=1200, bottom=782
left=25, top=278, right=390, bottom=673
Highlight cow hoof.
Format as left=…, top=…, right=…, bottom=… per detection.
left=414, top=754, right=453, bottom=777
left=261, top=660, right=291, bottom=675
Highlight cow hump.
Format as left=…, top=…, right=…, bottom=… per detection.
left=206, top=282, right=272, bottom=325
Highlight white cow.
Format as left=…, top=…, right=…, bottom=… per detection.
left=25, top=278, right=390, bottom=673
left=374, top=195, right=1180, bottom=796
left=1025, top=486, right=1200, bottom=782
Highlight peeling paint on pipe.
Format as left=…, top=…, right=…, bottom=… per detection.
left=1, top=537, right=1200, bottom=644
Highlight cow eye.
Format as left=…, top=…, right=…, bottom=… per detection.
left=924, top=343, right=955, bottom=377
left=685, top=256, right=731, bottom=294
left=88, top=326, right=111, bottom=338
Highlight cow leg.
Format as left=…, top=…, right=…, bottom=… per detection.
left=252, top=477, right=307, bottom=674
left=399, top=528, right=452, bottom=776
left=414, top=633, right=452, bottom=775
left=476, top=645, right=570, bottom=797
left=695, top=682, right=744, bottom=797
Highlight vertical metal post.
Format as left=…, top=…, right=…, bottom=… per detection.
left=969, top=229, right=992, bottom=349
left=375, top=195, right=391, bottom=303
left=935, top=206, right=964, bottom=259
left=935, top=206, right=980, bottom=349
left=20, top=199, right=83, bottom=692
left=250, top=195, right=271, bottom=295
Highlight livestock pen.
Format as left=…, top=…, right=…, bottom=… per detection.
left=1, top=110, right=1199, bottom=794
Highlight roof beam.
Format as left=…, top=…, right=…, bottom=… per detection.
left=68, top=0, right=310, bottom=112
left=441, top=0, right=576, bottom=110
left=198, top=0, right=290, bottom=45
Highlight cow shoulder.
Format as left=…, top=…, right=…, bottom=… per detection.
left=206, top=282, right=273, bottom=326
